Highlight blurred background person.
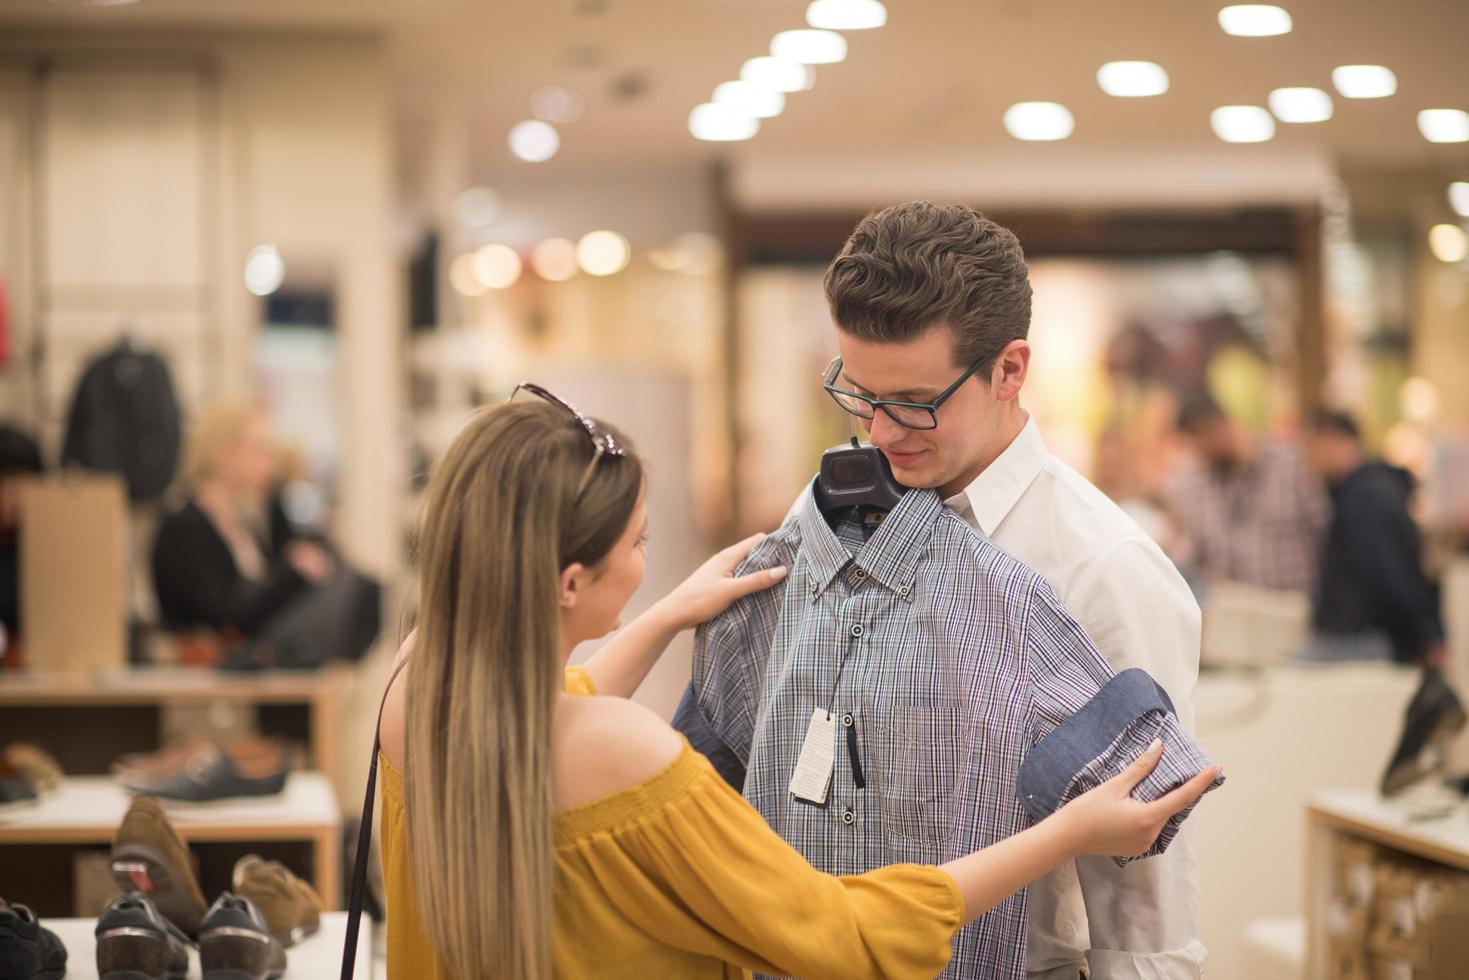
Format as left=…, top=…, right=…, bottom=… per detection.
left=1304, top=408, right=1445, bottom=667
left=1168, top=392, right=1327, bottom=596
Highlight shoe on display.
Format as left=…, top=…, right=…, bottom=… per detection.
left=197, top=893, right=285, bottom=980
left=0, top=898, right=67, bottom=980
left=116, top=740, right=289, bottom=803
left=1, top=745, right=62, bottom=795
left=110, top=795, right=209, bottom=935
left=232, top=855, right=322, bottom=947
left=95, top=892, right=191, bottom=980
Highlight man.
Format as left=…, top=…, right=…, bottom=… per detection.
left=1170, top=393, right=1327, bottom=595
left=678, top=202, right=1204, bottom=978
left=1305, top=408, right=1444, bottom=667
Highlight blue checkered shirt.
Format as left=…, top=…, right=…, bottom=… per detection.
left=690, top=487, right=1217, bottom=979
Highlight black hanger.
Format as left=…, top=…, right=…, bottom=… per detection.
left=813, top=435, right=906, bottom=518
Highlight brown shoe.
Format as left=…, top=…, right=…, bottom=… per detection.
left=110, top=795, right=208, bottom=935
left=3, top=743, right=63, bottom=793
left=232, top=854, right=322, bottom=946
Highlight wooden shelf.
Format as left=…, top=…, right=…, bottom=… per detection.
left=0, top=773, right=342, bottom=910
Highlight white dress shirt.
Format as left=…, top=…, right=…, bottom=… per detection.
left=947, top=414, right=1205, bottom=980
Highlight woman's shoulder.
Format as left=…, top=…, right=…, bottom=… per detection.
left=553, top=694, right=685, bottom=811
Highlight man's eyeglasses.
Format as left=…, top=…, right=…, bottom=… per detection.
left=822, top=353, right=989, bottom=430
left=507, top=382, right=626, bottom=497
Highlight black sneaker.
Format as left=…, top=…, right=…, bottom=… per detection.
left=0, top=899, right=67, bottom=980
left=197, top=893, right=285, bottom=980
left=96, top=892, right=191, bottom=980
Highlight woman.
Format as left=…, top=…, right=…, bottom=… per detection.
left=377, top=391, right=1218, bottom=979
left=152, top=404, right=333, bottom=638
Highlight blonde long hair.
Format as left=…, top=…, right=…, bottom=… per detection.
left=405, top=400, right=642, bottom=979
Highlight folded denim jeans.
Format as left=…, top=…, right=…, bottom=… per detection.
left=1016, top=668, right=1224, bottom=866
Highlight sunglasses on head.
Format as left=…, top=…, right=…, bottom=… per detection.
left=507, top=382, right=626, bottom=498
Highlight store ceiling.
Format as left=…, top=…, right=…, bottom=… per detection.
left=2, top=0, right=1467, bottom=199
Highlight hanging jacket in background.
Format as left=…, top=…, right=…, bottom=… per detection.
left=62, top=340, right=182, bottom=502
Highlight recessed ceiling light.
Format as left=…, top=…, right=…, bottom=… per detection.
left=530, top=86, right=584, bottom=124
left=577, top=230, right=631, bottom=277
left=1211, top=105, right=1275, bottom=142
left=771, top=29, right=848, bottom=65
left=1428, top=224, right=1468, bottom=263
left=452, top=186, right=504, bottom=228
left=243, top=244, right=284, bottom=297
left=688, top=102, right=759, bottom=142
left=508, top=120, right=560, bottom=162
left=1218, top=5, right=1292, bottom=37
left=740, top=57, right=815, bottom=93
left=449, top=253, right=488, bottom=297
left=1003, top=102, right=1074, bottom=141
left=1096, top=61, right=1169, bottom=98
left=531, top=238, right=579, bottom=282
left=806, top=0, right=886, bottom=31
left=1332, top=65, right=1396, bottom=99
left=1268, top=87, right=1333, bottom=123
left=1449, top=182, right=1469, bottom=219
left=471, top=244, right=522, bottom=290
left=1418, top=109, right=1469, bottom=144
left=713, top=81, right=785, bottom=119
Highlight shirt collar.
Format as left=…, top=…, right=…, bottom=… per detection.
left=796, top=483, right=943, bottom=600
left=955, top=413, right=1047, bottom=536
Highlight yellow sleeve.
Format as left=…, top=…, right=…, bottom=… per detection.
left=557, top=754, right=962, bottom=979
left=564, top=666, right=596, bottom=697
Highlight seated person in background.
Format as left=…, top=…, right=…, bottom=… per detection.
left=152, top=404, right=335, bottom=662
left=1305, top=408, right=1445, bottom=667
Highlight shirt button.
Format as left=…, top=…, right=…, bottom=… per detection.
left=898, top=585, right=911, bottom=597
left=849, top=624, right=864, bottom=638
left=841, top=713, right=854, bottom=728
left=853, top=568, right=868, bottom=580
left=841, top=809, right=855, bottom=826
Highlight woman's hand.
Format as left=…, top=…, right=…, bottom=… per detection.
left=1053, top=739, right=1221, bottom=859
left=654, top=533, right=788, bottom=632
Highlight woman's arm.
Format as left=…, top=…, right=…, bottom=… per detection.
left=580, top=533, right=787, bottom=699
left=940, top=741, right=1221, bottom=919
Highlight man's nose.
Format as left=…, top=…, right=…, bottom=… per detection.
left=866, top=409, right=907, bottom=447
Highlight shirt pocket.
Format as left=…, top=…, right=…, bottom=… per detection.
left=872, top=702, right=970, bottom=846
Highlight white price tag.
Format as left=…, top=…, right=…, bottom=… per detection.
left=789, top=708, right=836, bottom=805
left=1393, top=897, right=1416, bottom=938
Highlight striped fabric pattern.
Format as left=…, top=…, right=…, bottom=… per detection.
left=693, top=485, right=1216, bottom=979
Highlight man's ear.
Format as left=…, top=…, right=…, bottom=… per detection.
left=558, top=563, right=586, bottom=609
left=990, top=340, right=1031, bottom=402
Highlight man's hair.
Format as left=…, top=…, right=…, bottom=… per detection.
left=822, top=202, right=1032, bottom=372
left=1309, top=407, right=1361, bottom=441
left=1175, top=392, right=1226, bottom=434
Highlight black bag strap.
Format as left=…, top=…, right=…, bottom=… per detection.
left=340, top=655, right=410, bottom=980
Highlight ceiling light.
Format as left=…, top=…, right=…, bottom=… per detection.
left=1418, top=109, right=1469, bottom=144
left=771, top=29, right=848, bottom=65
left=243, top=244, right=284, bottom=297
left=688, top=103, right=760, bottom=141
left=1211, top=105, right=1275, bottom=142
left=1332, top=65, right=1396, bottom=99
left=1268, top=87, right=1333, bottom=123
left=1096, top=61, right=1169, bottom=98
left=1400, top=377, right=1440, bottom=422
left=806, top=0, right=886, bottom=30
left=508, top=120, right=560, bottom=162
left=1003, top=102, right=1074, bottom=141
left=1450, top=182, right=1469, bottom=218
left=449, top=253, right=488, bottom=297
left=531, top=86, right=584, bottom=124
left=577, top=230, right=631, bottom=277
left=452, top=186, right=504, bottom=228
left=471, top=244, right=522, bottom=289
left=1218, top=5, right=1292, bottom=37
left=1429, top=224, right=1468, bottom=263
left=713, top=81, right=785, bottom=119
left=740, top=56, right=815, bottom=92
left=530, top=238, right=578, bottom=282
